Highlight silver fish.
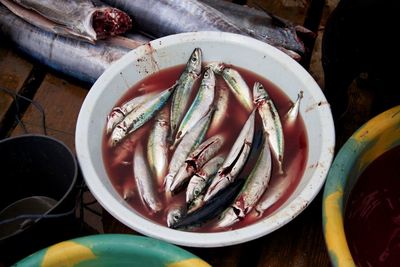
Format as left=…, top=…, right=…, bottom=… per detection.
left=164, top=110, right=213, bottom=192
left=106, top=92, right=155, bottom=134
left=170, top=135, right=224, bottom=193
left=204, top=110, right=255, bottom=202
left=173, top=68, right=215, bottom=147
left=209, top=81, right=229, bottom=134
left=147, top=107, right=170, bottom=188
left=133, top=143, right=162, bottom=213
left=253, top=82, right=284, bottom=174
left=170, top=48, right=202, bottom=140
left=222, top=68, right=253, bottom=112
left=217, top=137, right=272, bottom=228
left=199, top=0, right=307, bottom=56
left=111, top=85, right=175, bottom=146
left=103, top=0, right=304, bottom=60
left=1, top=0, right=132, bottom=43
left=186, top=155, right=225, bottom=205
left=285, top=91, right=303, bottom=126
left=0, top=6, right=149, bottom=83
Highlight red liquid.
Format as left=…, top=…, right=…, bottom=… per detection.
left=102, top=64, right=308, bottom=232
left=345, top=145, right=400, bottom=266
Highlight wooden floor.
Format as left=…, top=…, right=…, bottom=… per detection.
left=0, top=0, right=339, bottom=266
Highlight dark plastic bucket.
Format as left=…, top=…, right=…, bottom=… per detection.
left=0, top=135, right=80, bottom=265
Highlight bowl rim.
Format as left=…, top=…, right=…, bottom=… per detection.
left=322, top=105, right=400, bottom=266
left=14, top=234, right=210, bottom=266
left=76, top=31, right=335, bottom=247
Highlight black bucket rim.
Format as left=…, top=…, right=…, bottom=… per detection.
left=0, top=134, right=79, bottom=240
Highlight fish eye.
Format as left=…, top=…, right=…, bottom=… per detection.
left=191, top=56, right=198, bottom=63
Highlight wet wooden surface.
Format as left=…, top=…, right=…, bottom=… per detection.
left=0, top=1, right=336, bottom=266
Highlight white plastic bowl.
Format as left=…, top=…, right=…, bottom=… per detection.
left=76, top=32, right=335, bottom=247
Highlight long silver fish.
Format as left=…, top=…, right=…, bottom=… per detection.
left=209, top=80, right=229, bottom=134
left=164, top=110, right=213, bottom=192
left=111, top=84, right=175, bottom=146
left=173, top=67, right=215, bottom=147
left=103, top=0, right=305, bottom=60
left=1, top=0, right=132, bottom=43
left=186, top=155, right=225, bottom=205
left=0, top=6, right=149, bottom=83
left=170, top=48, right=202, bottom=141
left=106, top=92, right=155, bottom=134
left=204, top=110, right=255, bottom=202
left=253, top=82, right=284, bottom=174
left=222, top=68, right=253, bottom=112
left=217, top=137, right=272, bottom=228
left=170, top=135, right=224, bottom=193
left=133, top=142, right=162, bottom=213
left=147, top=107, right=170, bottom=188
left=199, top=0, right=308, bottom=56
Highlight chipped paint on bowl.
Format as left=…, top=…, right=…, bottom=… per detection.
left=76, top=31, right=335, bottom=247
left=14, top=234, right=210, bottom=267
left=322, top=105, right=400, bottom=267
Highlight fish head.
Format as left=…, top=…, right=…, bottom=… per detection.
left=216, top=207, right=240, bottom=228
left=187, top=48, right=202, bottom=76
left=206, top=62, right=225, bottom=75
left=167, top=206, right=185, bottom=227
left=252, top=82, right=268, bottom=105
left=202, top=67, right=216, bottom=87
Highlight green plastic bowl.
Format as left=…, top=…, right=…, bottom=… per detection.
left=13, top=234, right=210, bottom=267
left=322, top=105, right=400, bottom=266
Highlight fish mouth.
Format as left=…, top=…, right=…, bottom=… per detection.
left=92, top=7, right=132, bottom=40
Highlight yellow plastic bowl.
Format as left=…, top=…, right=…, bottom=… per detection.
left=322, top=105, right=400, bottom=266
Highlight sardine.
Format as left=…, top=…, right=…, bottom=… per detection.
left=164, top=110, right=213, bottom=192
left=147, top=107, right=170, bottom=188
left=285, top=91, right=303, bottom=126
left=173, top=68, right=215, bottom=147
left=253, top=82, right=284, bottom=174
left=133, top=143, right=162, bottom=213
left=217, top=137, right=272, bottom=228
left=204, top=110, right=255, bottom=202
left=186, top=155, right=225, bottom=205
left=103, top=0, right=304, bottom=60
left=111, top=84, right=175, bottom=146
left=199, top=0, right=307, bottom=56
left=0, top=6, right=149, bottom=83
left=106, top=92, right=155, bottom=134
left=209, top=81, right=229, bottom=134
left=170, top=48, right=202, bottom=140
left=1, top=0, right=132, bottom=43
left=170, top=135, right=224, bottom=193
left=222, top=68, right=253, bottom=112
left=171, top=179, right=244, bottom=230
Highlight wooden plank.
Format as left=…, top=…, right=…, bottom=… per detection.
left=11, top=73, right=88, bottom=152
left=0, top=44, right=33, bottom=130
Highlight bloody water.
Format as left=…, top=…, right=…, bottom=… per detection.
left=345, top=145, right=400, bottom=266
left=102, top=64, right=308, bottom=232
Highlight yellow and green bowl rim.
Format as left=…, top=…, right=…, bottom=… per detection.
left=322, top=105, right=400, bottom=267
left=13, top=234, right=211, bottom=267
